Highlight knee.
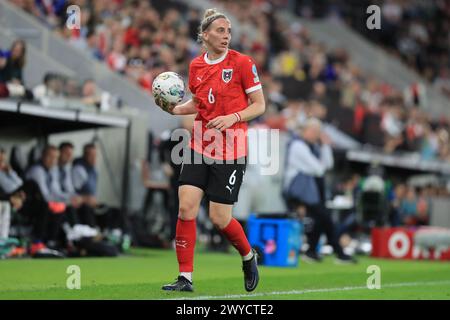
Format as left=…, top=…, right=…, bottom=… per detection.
left=209, top=212, right=230, bottom=229
left=178, top=201, right=198, bottom=220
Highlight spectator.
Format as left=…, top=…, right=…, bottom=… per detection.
left=25, top=145, right=77, bottom=256
left=400, top=186, right=418, bottom=225
left=381, top=104, right=405, bottom=153
left=59, top=143, right=119, bottom=257
left=400, top=186, right=429, bottom=226
left=85, top=31, right=104, bottom=61
left=282, top=118, right=356, bottom=263
left=420, top=124, right=439, bottom=160
left=81, top=79, right=102, bottom=107
left=32, top=73, right=65, bottom=101
left=0, top=39, right=26, bottom=84
left=0, top=39, right=33, bottom=100
left=107, top=38, right=127, bottom=73
left=0, top=147, right=24, bottom=244
left=433, top=68, right=450, bottom=99
left=34, top=0, right=67, bottom=29
left=389, top=183, right=407, bottom=226
left=0, top=147, right=24, bottom=196
left=416, top=187, right=430, bottom=225
left=125, top=56, right=146, bottom=89
left=58, top=142, right=83, bottom=209
left=333, top=174, right=360, bottom=239
left=64, top=77, right=81, bottom=98
left=0, top=146, right=22, bottom=208
left=0, top=200, right=11, bottom=242
left=72, top=143, right=99, bottom=227
left=26, top=145, right=78, bottom=206
left=0, top=146, right=25, bottom=224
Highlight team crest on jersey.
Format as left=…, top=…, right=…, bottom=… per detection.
left=222, top=69, right=233, bottom=83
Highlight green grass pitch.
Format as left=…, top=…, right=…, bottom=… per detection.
left=1, top=248, right=449, bottom=299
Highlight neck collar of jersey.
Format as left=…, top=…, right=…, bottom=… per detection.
left=204, top=49, right=228, bottom=65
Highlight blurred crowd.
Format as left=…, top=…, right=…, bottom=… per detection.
left=333, top=170, right=450, bottom=230
left=6, top=0, right=450, bottom=162
left=292, top=0, right=450, bottom=99
left=214, top=0, right=450, bottom=162
left=3, top=0, right=450, bottom=257
left=8, top=0, right=199, bottom=92
left=0, top=39, right=119, bottom=111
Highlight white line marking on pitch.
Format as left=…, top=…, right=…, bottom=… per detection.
left=164, top=280, right=450, bottom=300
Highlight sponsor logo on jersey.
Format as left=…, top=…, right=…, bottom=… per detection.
left=222, top=69, right=233, bottom=83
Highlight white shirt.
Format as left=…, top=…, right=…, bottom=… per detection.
left=0, top=169, right=23, bottom=194
left=283, top=138, right=334, bottom=190
left=26, top=164, right=71, bottom=203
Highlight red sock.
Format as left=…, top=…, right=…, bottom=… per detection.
left=175, top=218, right=196, bottom=272
left=221, top=218, right=251, bottom=256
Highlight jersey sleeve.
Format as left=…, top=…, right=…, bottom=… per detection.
left=240, top=56, right=262, bottom=95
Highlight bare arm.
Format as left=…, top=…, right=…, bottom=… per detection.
left=172, top=97, right=198, bottom=115
left=155, top=95, right=198, bottom=115
left=237, top=89, right=266, bottom=122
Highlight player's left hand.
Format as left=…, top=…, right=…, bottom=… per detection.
left=206, top=115, right=237, bottom=131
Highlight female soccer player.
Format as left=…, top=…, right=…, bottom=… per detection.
left=155, top=8, right=265, bottom=292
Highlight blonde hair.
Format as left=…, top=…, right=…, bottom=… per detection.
left=197, top=8, right=230, bottom=44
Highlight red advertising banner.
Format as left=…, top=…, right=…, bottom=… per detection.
left=371, top=227, right=450, bottom=260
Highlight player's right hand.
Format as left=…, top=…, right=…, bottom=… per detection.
left=155, top=96, right=176, bottom=114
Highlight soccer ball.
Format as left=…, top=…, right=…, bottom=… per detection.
left=152, top=71, right=185, bottom=110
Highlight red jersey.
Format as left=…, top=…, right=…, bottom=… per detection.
left=188, top=49, right=262, bottom=160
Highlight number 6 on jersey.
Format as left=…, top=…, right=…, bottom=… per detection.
left=208, top=88, right=215, bottom=104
